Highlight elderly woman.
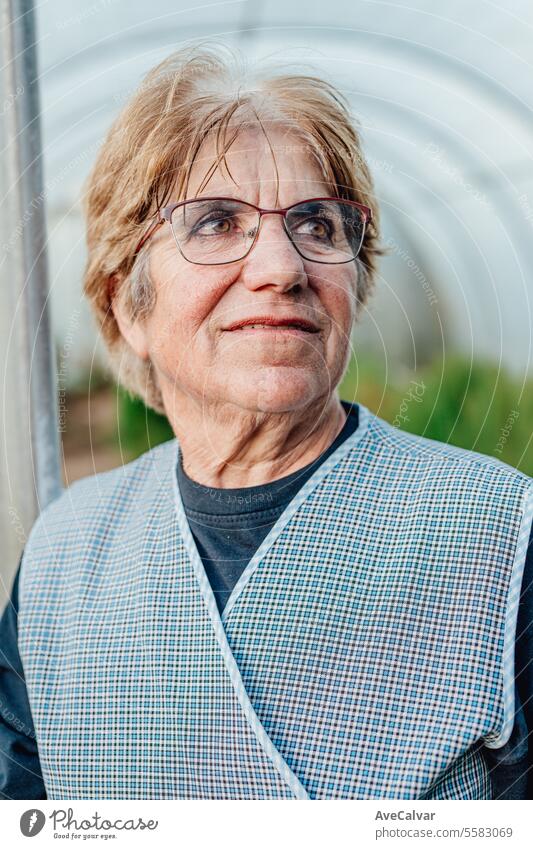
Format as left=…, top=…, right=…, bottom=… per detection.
left=1, top=45, right=533, bottom=801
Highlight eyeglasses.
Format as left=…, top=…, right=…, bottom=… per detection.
left=133, top=196, right=372, bottom=265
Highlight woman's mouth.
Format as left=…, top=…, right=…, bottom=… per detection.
left=223, top=316, right=320, bottom=334
left=229, top=324, right=314, bottom=335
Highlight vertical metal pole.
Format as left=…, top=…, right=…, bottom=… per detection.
left=0, top=0, right=62, bottom=604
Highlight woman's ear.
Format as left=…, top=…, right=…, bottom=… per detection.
left=108, top=274, right=150, bottom=361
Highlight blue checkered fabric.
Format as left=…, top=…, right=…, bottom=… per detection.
left=18, top=404, right=533, bottom=799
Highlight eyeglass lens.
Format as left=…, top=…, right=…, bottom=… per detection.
left=169, top=199, right=366, bottom=264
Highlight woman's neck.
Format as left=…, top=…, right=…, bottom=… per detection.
left=166, top=393, right=348, bottom=489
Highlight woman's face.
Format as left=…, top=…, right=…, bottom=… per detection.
left=128, top=127, right=358, bottom=418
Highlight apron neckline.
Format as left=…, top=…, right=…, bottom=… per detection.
left=170, top=402, right=373, bottom=799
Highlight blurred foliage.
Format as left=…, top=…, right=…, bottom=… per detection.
left=339, top=355, right=533, bottom=475
left=116, top=387, right=174, bottom=462
left=113, top=356, right=533, bottom=475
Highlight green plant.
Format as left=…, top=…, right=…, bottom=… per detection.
left=340, top=355, right=533, bottom=475
left=115, top=386, right=174, bottom=461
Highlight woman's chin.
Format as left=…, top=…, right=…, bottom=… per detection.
left=224, top=366, right=329, bottom=414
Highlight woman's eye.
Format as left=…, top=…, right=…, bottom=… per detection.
left=296, top=218, right=332, bottom=239
left=195, top=217, right=232, bottom=235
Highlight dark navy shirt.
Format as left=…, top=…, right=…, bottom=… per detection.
left=1, top=400, right=532, bottom=799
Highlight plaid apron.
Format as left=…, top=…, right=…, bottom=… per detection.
left=18, top=403, right=533, bottom=799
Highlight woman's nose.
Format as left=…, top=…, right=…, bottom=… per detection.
left=239, top=214, right=308, bottom=293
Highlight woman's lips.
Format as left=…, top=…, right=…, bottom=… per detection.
left=223, top=316, right=320, bottom=334
left=226, top=324, right=315, bottom=335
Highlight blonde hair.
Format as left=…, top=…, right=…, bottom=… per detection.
left=82, top=43, right=385, bottom=415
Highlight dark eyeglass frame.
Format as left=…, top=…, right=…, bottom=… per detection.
left=132, top=196, right=373, bottom=265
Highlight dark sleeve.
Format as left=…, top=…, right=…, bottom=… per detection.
left=482, top=518, right=533, bottom=799
left=0, top=556, right=46, bottom=800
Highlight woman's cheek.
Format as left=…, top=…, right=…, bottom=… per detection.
left=322, top=286, right=354, bottom=338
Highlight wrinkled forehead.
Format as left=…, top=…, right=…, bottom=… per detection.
left=182, top=122, right=336, bottom=205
